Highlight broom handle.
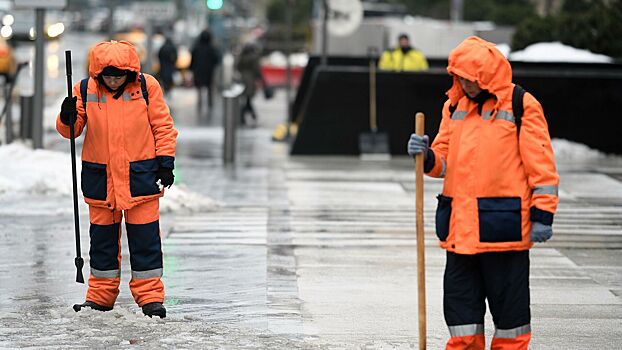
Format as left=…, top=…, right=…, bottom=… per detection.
left=369, top=58, right=377, bottom=131
left=415, top=112, right=426, bottom=349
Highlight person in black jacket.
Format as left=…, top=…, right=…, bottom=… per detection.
left=157, top=36, right=178, bottom=97
left=236, top=43, right=263, bottom=125
left=190, top=30, right=221, bottom=117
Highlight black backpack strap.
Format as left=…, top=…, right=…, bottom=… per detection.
left=140, top=73, right=149, bottom=106
left=448, top=103, right=457, bottom=116
left=80, top=77, right=89, bottom=119
left=512, top=84, right=526, bottom=135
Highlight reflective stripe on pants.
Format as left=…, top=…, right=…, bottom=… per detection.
left=491, top=324, right=531, bottom=350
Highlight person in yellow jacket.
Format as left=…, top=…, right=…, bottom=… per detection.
left=57, top=40, right=178, bottom=318
left=407, top=36, right=559, bottom=349
left=378, top=33, right=429, bottom=71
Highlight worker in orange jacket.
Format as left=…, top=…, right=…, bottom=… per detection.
left=57, top=40, right=178, bottom=318
left=408, top=36, right=559, bottom=349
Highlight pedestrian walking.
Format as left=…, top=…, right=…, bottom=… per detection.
left=378, top=33, right=428, bottom=72
left=236, top=43, right=264, bottom=126
left=407, top=36, right=559, bottom=349
left=57, top=40, right=178, bottom=318
left=158, top=36, right=178, bottom=97
left=190, top=29, right=221, bottom=117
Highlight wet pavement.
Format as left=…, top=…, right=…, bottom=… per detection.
left=1, top=40, right=622, bottom=348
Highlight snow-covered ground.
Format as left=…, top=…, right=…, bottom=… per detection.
left=0, top=143, right=218, bottom=213
left=0, top=305, right=323, bottom=349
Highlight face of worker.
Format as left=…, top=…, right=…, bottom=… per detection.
left=399, top=37, right=410, bottom=49
left=458, top=76, right=482, bottom=98
left=102, top=75, right=127, bottom=91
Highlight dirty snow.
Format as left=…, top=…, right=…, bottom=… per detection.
left=509, top=42, right=613, bottom=63
left=0, top=143, right=218, bottom=212
left=0, top=304, right=324, bottom=349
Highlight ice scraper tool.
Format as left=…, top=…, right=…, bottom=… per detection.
left=65, top=50, right=84, bottom=284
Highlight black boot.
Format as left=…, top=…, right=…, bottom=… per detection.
left=142, top=302, right=166, bottom=318
left=73, top=301, right=113, bottom=312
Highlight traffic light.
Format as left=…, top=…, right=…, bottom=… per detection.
left=206, top=0, right=223, bottom=10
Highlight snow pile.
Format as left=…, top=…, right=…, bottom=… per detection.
left=0, top=143, right=218, bottom=212
left=495, top=43, right=511, bottom=58
left=0, top=142, right=75, bottom=196
left=160, top=184, right=219, bottom=213
left=551, top=138, right=614, bottom=161
left=509, top=42, right=613, bottom=63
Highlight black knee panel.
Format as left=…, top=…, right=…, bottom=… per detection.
left=89, top=223, right=121, bottom=271
left=126, top=221, right=163, bottom=271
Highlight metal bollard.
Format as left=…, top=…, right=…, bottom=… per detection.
left=222, top=84, right=244, bottom=165
left=20, top=95, right=33, bottom=140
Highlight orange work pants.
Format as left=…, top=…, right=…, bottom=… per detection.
left=86, top=199, right=164, bottom=307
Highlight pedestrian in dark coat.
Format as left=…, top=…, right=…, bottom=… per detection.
left=190, top=30, right=221, bottom=117
left=236, top=43, right=263, bottom=125
left=157, top=37, right=178, bottom=97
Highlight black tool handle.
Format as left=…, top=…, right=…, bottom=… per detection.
left=65, top=50, right=84, bottom=284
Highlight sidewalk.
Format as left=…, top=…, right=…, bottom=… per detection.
left=1, top=86, right=621, bottom=349
left=164, top=87, right=622, bottom=348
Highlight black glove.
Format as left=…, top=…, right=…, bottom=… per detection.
left=60, top=96, right=77, bottom=126
left=156, top=167, right=174, bottom=189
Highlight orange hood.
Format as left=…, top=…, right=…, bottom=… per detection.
left=446, top=36, right=513, bottom=115
left=88, top=40, right=141, bottom=79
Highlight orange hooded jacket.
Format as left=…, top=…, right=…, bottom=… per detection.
left=426, top=36, right=559, bottom=254
left=56, top=41, right=178, bottom=210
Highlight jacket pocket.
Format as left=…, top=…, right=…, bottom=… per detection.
left=129, top=158, right=160, bottom=197
left=478, top=197, right=522, bottom=242
left=81, top=161, right=107, bottom=200
left=435, top=194, right=452, bottom=241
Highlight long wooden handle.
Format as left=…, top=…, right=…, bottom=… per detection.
left=369, top=59, right=377, bottom=131
left=415, top=112, right=426, bottom=349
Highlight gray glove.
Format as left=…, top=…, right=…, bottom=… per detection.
left=530, top=222, right=553, bottom=242
left=407, top=134, right=429, bottom=158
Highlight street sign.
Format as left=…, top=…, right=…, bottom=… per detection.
left=14, top=0, right=66, bottom=9
left=132, top=1, right=176, bottom=20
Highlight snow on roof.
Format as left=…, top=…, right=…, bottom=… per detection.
left=509, top=42, right=613, bottom=63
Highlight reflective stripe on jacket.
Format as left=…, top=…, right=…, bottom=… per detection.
left=427, top=36, right=559, bottom=254
left=56, top=41, right=178, bottom=210
left=378, top=48, right=429, bottom=72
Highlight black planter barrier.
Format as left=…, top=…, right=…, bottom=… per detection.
left=291, top=59, right=622, bottom=155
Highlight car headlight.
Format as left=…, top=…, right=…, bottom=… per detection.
left=47, top=23, right=64, bottom=38
left=0, top=25, right=12, bottom=39
left=2, top=15, right=14, bottom=27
